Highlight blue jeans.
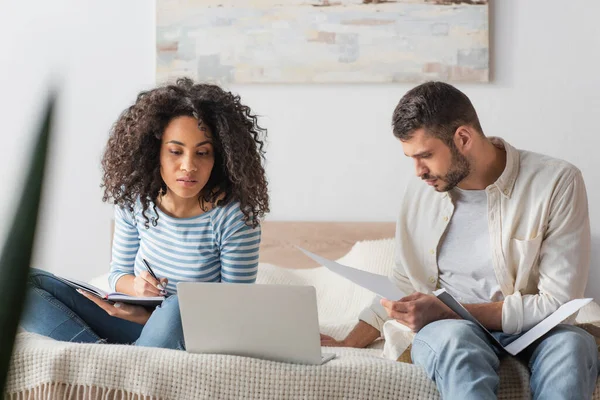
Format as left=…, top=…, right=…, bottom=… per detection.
left=20, top=268, right=185, bottom=349
left=412, top=319, right=599, bottom=400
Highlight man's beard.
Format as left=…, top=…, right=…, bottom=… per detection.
left=423, top=145, right=471, bottom=192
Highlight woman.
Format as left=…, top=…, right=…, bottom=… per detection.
left=21, top=78, right=269, bottom=349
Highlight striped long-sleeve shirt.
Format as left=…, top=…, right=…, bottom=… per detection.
left=108, top=200, right=261, bottom=294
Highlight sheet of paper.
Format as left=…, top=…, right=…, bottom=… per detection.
left=434, top=288, right=592, bottom=356
left=503, top=297, right=592, bottom=355
left=297, top=247, right=406, bottom=300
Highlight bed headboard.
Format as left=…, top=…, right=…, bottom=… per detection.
left=259, top=221, right=395, bottom=269
left=110, top=220, right=396, bottom=269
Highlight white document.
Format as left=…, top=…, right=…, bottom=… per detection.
left=503, top=297, right=592, bottom=355
left=297, top=247, right=406, bottom=300
left=299, top=247, right=592, bottom=356
left=434, top=288, right=592, bottom=355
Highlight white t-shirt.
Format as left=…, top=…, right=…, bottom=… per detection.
left=437, top=187, right=504, bottom=304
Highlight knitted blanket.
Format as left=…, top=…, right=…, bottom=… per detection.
left=6, top=239, right=600, bottom=399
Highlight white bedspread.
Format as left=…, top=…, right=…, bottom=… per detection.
left=7, top=239, right=600, bottom=399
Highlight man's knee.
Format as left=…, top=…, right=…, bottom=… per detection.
left=544, top=325, right=598, bottom=367
left=412, top=319, right=489, bottom=370
left=414, top=319, right=484, bottom=353
left=412, top=319, right=499, bottom=383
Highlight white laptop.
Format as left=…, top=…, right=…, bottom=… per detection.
left=177, top=282, right=336, bottom=365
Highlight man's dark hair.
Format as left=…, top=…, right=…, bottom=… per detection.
left=391, top=81, right=483, bottom=145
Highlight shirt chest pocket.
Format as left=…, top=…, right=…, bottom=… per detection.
left=509, top=233, right=543, bottom=291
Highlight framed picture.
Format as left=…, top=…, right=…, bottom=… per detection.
left=157, top=0, right=489, bottom=84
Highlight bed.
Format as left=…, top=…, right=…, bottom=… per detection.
left=6, top=222, right=600, bottom=399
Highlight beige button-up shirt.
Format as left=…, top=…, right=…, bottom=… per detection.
left=359, top=138, right=591, bottom=334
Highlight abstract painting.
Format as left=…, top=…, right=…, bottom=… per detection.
left=157, top=0, right=489, bottom=84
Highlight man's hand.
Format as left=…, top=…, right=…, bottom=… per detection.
left=380, top=292, right=456, bottom=332
left=133, top=271, right=168, bottom=297
left=77, top=290, right=152, bottom=325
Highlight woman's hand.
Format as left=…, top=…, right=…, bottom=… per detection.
left=77, top=290, right=152, bottom=325
left=133, top=271, right=168, bottom=297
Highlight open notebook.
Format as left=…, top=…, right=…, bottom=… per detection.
left=298, top=247, right=592, bottom=356
left=55, top=275, right=164, bottom=307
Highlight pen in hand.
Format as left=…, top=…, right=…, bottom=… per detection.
left=142, top=259, right=167, bottom=296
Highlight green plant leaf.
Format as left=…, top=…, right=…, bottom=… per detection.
left=0, top=93, right=55, bottom=393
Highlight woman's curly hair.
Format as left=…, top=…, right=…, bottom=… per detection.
left=101, top=77, right=269, bottom=228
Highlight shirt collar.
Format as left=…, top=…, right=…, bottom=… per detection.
left=441, top=137, right=519, bottom=201
left=489, top=137, right=519, bottom=198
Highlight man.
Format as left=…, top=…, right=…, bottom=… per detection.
left=321, top=82, right=598, bottom=399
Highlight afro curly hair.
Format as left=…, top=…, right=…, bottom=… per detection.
left=101, top=77, right=269, bottom=228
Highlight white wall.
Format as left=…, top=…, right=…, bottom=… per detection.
left=1, top=0, right=599, bottom=300
left=0, top=0, right=156, bottom=280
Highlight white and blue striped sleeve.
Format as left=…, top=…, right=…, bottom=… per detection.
left=108, top=206, right=140, bottom=291
left=218, top=205, right=261, bottom=284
